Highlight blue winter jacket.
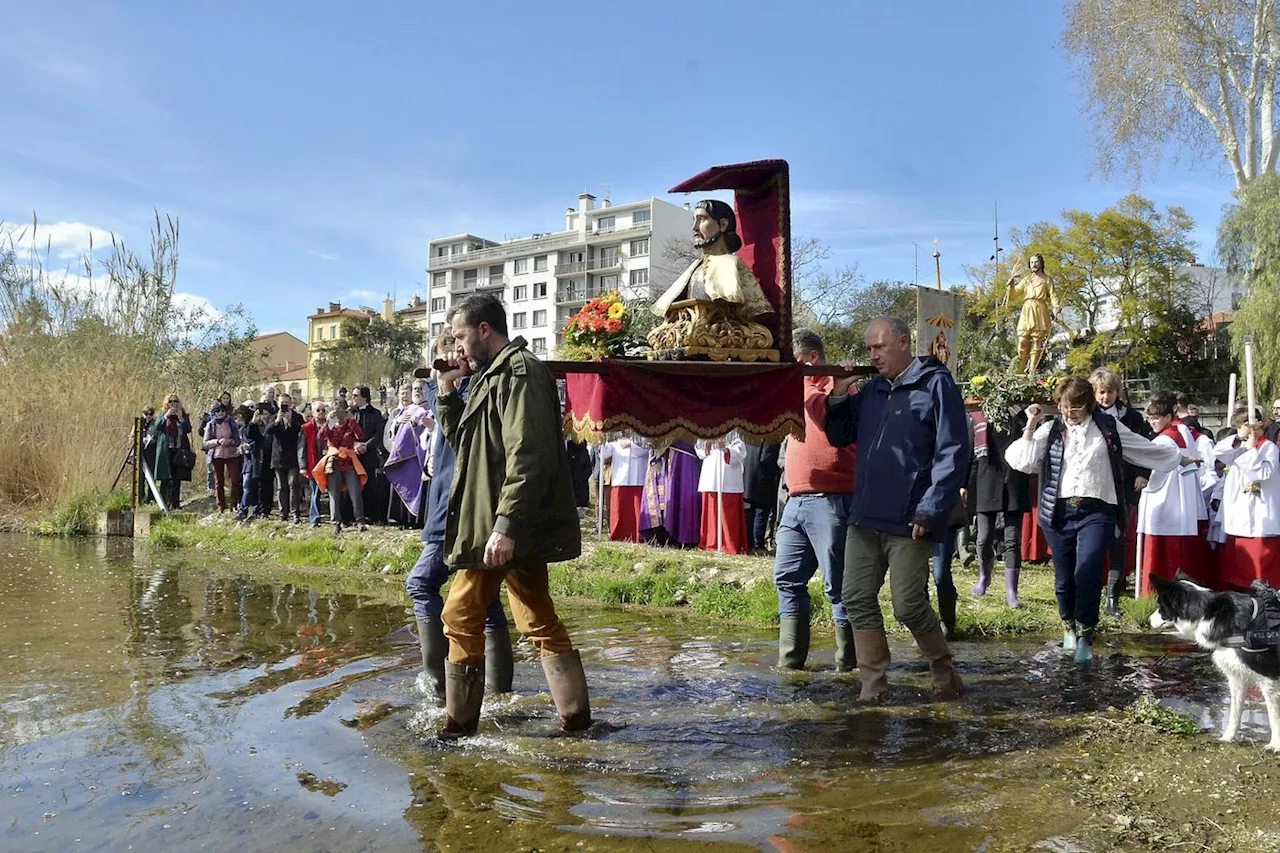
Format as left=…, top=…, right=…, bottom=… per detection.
left=824, top=355, right=971, bottom=539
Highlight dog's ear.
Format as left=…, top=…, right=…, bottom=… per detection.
left=1150, top=574, right=1175, bottom=593
left=1174, top=569, right=1195, bottom=582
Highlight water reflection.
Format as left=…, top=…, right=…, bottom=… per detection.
left=0, top=534, right=1265, bottom=852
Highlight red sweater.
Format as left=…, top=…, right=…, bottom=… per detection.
left=785, top=375, right=856, bottom=495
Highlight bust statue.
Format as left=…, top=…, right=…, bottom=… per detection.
left=1003, top=253, right=1059, bottom=374
left=647, top=199, right=778, bottom=362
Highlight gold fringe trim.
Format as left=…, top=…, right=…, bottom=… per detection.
left=564, top=410, right=803, bottom=448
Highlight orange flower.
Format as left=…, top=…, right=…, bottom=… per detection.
left=605, top=318, right=622, bottom=333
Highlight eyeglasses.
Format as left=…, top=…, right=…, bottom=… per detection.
left=1060, top=405, right=1088, bottom=414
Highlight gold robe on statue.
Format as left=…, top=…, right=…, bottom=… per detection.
left=652, top=254, right=775, bottom=319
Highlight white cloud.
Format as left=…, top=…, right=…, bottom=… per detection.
left=346, top=289, right=381, bottom=303
left=1, top=220, right=116, bottom=261
left=307, top=249, right=339, bottom=262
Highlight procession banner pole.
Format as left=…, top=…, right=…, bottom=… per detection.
left=1135, top=532, right=1144, bottom=599
left=716, top=471, right=724, bottom=554
left=1227, top=372, right=1237, bottom=420
left=1246, top=336, right=1257, bottom=424
left=596, top=448, right=604, bottom=540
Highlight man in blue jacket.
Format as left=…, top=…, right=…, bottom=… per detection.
left=826, top=316, right=970, bottom=702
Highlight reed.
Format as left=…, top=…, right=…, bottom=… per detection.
left=0, top=213, right=259, bottom=513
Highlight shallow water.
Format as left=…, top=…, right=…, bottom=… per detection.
left=0, top=535, right=1261, bottom=852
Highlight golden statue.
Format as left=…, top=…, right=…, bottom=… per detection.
left=1003, top=253, right=1059, bottom=374
left=648, top=199, right=778, bottom=362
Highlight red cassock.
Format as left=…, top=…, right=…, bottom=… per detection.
left=1218, top=535, right=1280, bottom=591
left=698, top=492, right=748, bottom=555
left=609, top=486, right=643, bottom=542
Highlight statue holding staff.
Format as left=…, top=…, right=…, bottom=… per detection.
left=1003, top=253, right=1059, bottom=374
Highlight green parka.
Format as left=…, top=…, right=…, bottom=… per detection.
left=439, top=337, right=582, bottom=569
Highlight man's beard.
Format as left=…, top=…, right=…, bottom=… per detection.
left=693, top=231, right=722, bottom=249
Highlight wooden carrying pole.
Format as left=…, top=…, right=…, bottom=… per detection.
left=1246, top=337, right=1257, bottom=424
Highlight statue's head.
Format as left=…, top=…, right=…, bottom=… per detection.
left=1028, top=253, right=1045, bottom=273
left=692, top=199, right=742, bottom=252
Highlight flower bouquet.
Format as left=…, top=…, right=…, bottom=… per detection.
left=559, top=290, right=637, bottom=361
left=963, top=371, right=1062, bottom=431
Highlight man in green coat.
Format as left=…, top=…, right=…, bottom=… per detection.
left=435, top=294, right=589, bottom=738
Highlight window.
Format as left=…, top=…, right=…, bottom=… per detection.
left=431, top=322, right=444, bottom=337
left=463, top=268, right=478, bottom=284
left=330, top=324, right=337, bottom=338
left=630, top=268, right=649, bottom=286
left=599, top=275, right=619, bottom=291
left=633, top=209, right=650, bottom=225
left=513, top=312, right=528, bottom=330
left=598, top=246, right=619, bottom=266
left=533, top=309, right=547, bottom=326
left=513, top=284, right=528, bottom=301
left=514, top=258, right=529, bottom=275
left=489, top=264, right=504, bottom=279
left=534, top=255, right=548, bottom=272
left=315, top=327, right=324, bottom=341
left=630, top=238, right=649, bottom=257
left=430, top=297, right=446, bottom=312
left=432, top=272, right=446, bottom=288
left=533, top=282, right=547, bottom=299
left=435, top=246, right=449, bottom=258
left=532, top=337, right=547, bottom=355
left=597, top=216, right=615, bottom=233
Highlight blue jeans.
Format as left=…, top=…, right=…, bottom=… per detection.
left=745, top=502, right=770, bottom=551
left=406, top=541, right=509, bottom=629
left=931, top=527, right=960, bottom=598
left=1041, top=502, right=1116, bottom=631
left=309, top=480, right=322, bottom=524
left=772, top=493, right=851, bottom=628
left=238, top=458, right=259, bottom=515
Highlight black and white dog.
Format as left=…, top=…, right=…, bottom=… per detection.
left=1148, top=572, right=1280, bottom=752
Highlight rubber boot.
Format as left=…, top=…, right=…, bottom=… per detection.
left=937, top=591, right=959, bottom=642
left=541, top=650, right=591, bottom=732
left=1004, top=568, right=1022, bottom=609
left=853, top=629, right=891, bottom=702
left=913, top=626, right=965, bottom=700
left=1074, top=626, right=1095, bottom=664
left=777, top=616, right=810, bottom=670
left=438, top=661, right=485, bottom=740
left=1104, top=572, right=1124, bottom=618
left=484, top=627, right=515, bottom=694
left=1062, top=620, right=1078, bottom=653
left=416, top=616, right=446, bottom=699
left=972, top=558, right=992, bottom=597
left=834, top=623, right=857, bottom=673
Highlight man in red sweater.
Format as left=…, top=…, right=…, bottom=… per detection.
left=773, top=329, right=857, bottom=670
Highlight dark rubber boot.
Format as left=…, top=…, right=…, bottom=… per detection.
left=937, top=590, right=959, bottom=641
left=542, top=650, right=591, bottom=732
left=853, top=629, right=891, bottom=702
left=416, top=616, right=446, bottom=699
left=1104, top=572, right=1125, bottom=618
left=834, top=623, right=857, bottom=672
left=1005, top=569, right=1023, bottom=609
left=913, top=626, right=964, bottom=700
left=484, top=627, right=515, bottom=694
left=777, top=616, right=810, bottom=670
left=438, top=661, right=485, bottom=740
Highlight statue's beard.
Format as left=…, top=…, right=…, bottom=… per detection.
left=693, top=231, right=722, bottom=249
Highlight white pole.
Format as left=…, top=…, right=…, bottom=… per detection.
left=716, top=461, right=724, bottom=555
left=596, top=447, right=604, bottom=540
left=1246, top=337, right=1257, bottom=424
left=1134, top=532, right=1144, bottom=599
left=1227, top=372, right=1237, bottom=420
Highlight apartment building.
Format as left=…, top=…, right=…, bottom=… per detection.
left=425, top=193, right=691, bottom=357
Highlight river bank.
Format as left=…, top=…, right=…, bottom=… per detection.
left=137, top=508, right=1158, bottom=638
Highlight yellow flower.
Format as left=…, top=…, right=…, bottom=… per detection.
left=607, top=302, right=625, bottom=319
left=970, top=375, right=987, bottom=387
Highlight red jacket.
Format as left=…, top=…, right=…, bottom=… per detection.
left=324, top=420, right=364, bottom=472
left=300, top=419, right=325, bottom=478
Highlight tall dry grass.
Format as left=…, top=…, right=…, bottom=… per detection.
left=0, top=213, right=259, bottom=511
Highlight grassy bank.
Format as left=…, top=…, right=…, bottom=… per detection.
left=142, top=513, right=1158, bottom=637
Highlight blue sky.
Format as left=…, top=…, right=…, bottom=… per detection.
left=0, top=0, right=1239, bottom=341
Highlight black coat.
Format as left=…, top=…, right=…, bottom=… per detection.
left=567, top=440, right=593, bottom=509
left=742, top=442, right=782, bottom=506
left=353, top=405, right=385, bottom=468
left=1107, top=403, right=1153, bottom=505
left=974, top=411, right=1032, bottom=514
left=263, top=410, right=304, bottom=470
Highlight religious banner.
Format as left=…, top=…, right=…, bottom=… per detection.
left=916, top=286, right=963, bottom=374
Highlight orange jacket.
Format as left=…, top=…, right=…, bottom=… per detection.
left=311, top=447, right=368, bottom=492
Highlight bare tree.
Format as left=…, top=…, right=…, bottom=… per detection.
left=1064, top=0, right=1280, bottom=189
